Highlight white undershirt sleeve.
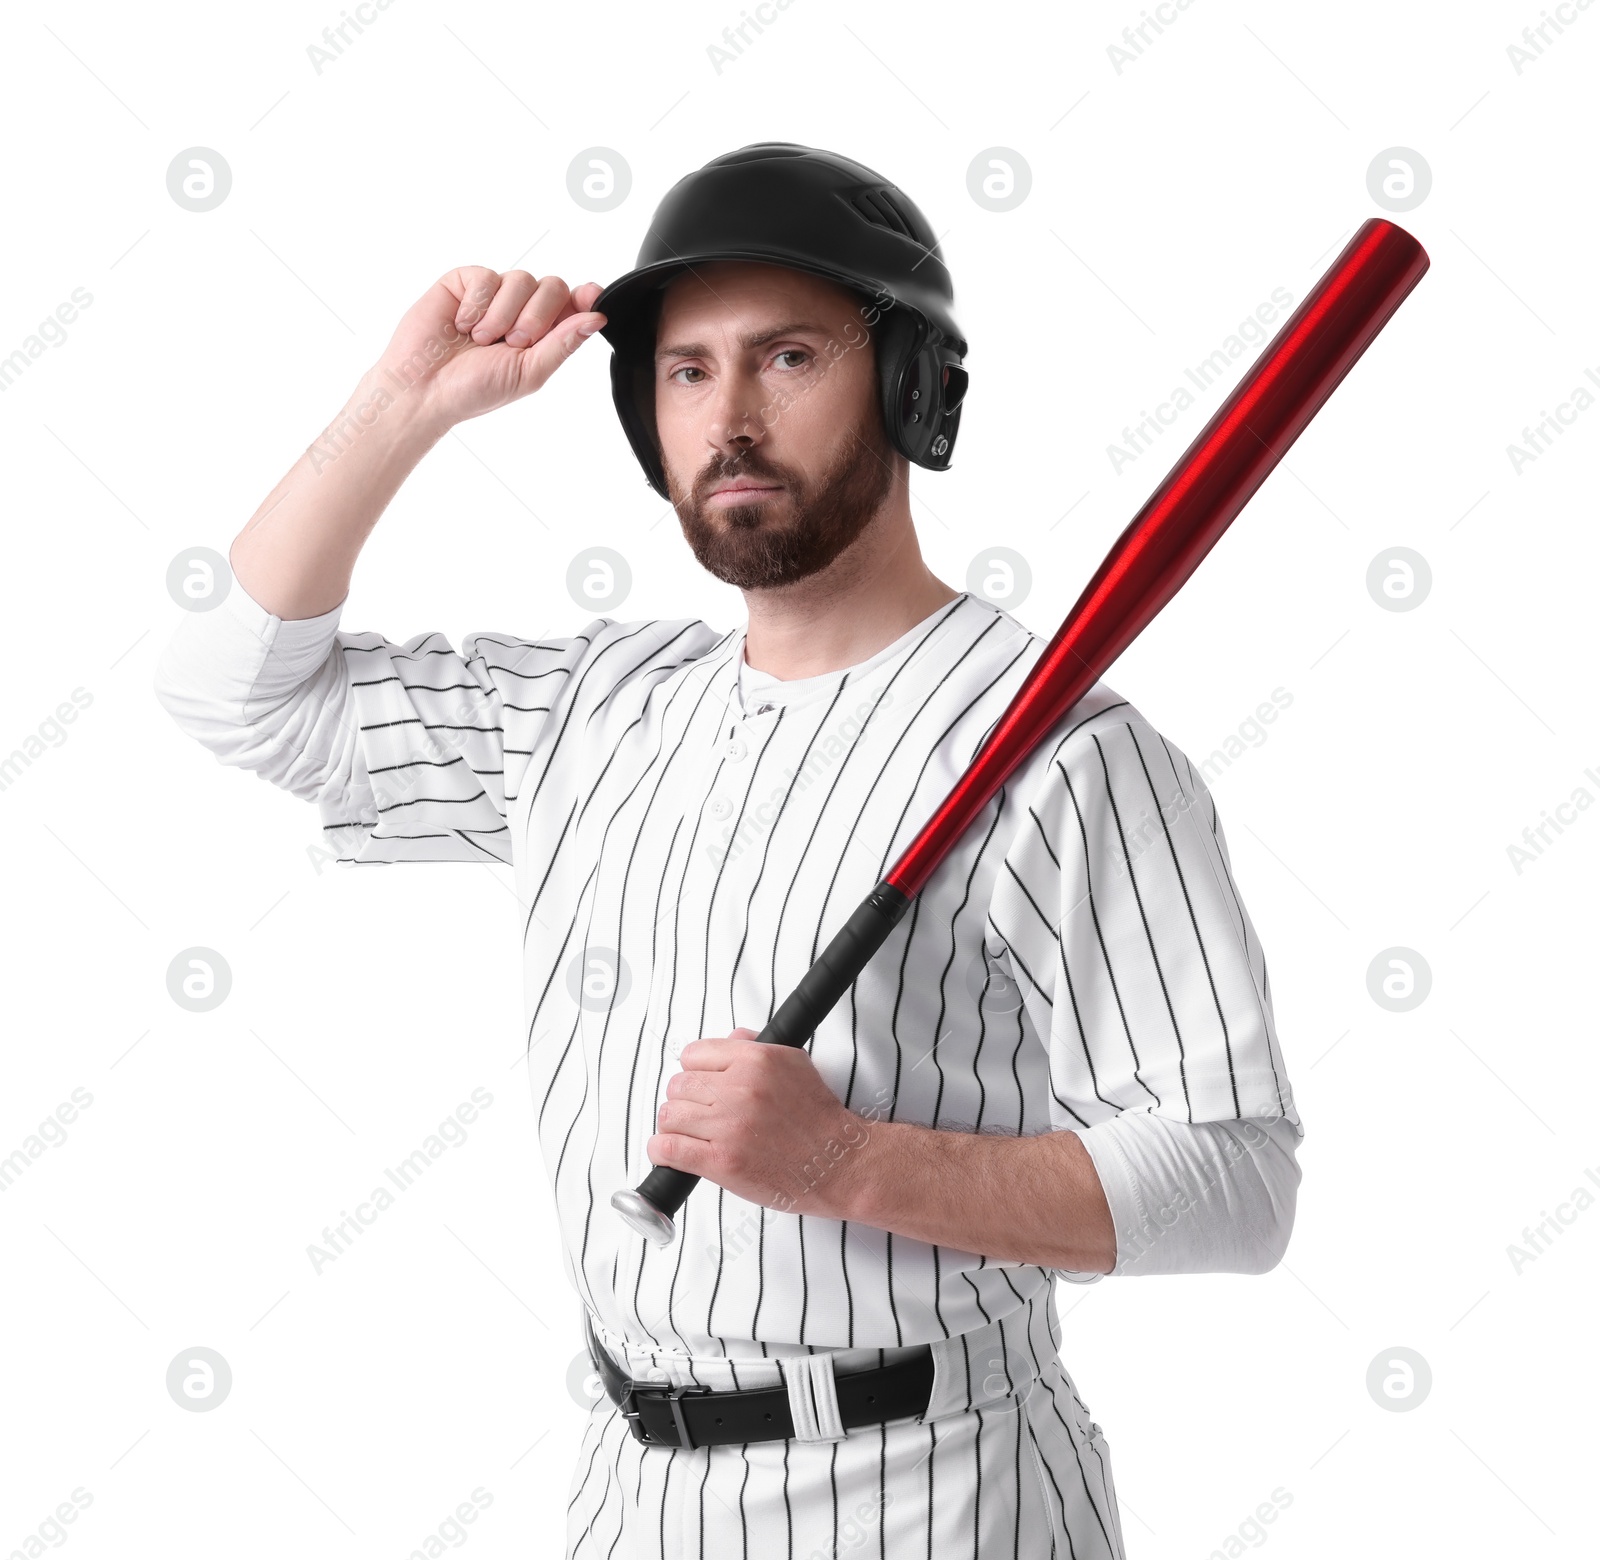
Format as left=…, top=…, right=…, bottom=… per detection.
left=151, top=578, right=356, bottom=805
left=1056, top=1110, right=1303, bottom=1281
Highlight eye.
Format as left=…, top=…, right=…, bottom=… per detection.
left=667, top=349, right=811, bottom=387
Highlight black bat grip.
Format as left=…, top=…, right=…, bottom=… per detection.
left=610, top=880, right=913, bottom=1246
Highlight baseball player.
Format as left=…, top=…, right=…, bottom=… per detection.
left=154, top=144, right=1303, bottom=1559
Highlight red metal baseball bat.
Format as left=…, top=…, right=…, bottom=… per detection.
left=614, top=216, right=1430, bottom=1245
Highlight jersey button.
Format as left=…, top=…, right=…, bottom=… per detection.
left=725, top=736, right=748, bottom=761
left=708, top=797, right=732, bottom=819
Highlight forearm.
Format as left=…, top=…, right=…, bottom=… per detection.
left=834, top=1118, right=1117, bottom=1274
left=228, top=365, right=444, bottom=621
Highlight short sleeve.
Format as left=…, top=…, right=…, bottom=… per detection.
left=153, top=577, right=606, bottom=868
left=988, top=707, right=1301, bottom=1140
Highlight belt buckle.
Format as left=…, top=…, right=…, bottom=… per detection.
left=619, top=1380, right=714, bottom=1448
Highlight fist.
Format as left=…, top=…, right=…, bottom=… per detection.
left=648, top=1029, right=876, bottom=1219
left=374, top=267, right=607, bottom=434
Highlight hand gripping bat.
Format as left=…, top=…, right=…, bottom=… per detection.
left=613, top=216, right=1430, bottom=1246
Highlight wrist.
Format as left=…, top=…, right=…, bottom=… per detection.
left=351, top=362, right=452, bottom=451
left=828, top=1111, right=901, bottom=1226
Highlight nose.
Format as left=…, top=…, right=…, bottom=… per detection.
left=704, top=365, right=769, bottom=464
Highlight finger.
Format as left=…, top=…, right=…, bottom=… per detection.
left=440, top=266, right=505, bottom=334
left=668, top=1070, right=742, bottom=1120
left=664, top=1069, right=716, bottom=1102
left=668, top=1072, right=758, bottom=1140
left=677, top=1036, right=746, bottom=1070
left=471, top=269, right=543, bottom=345
left=504, top=275, right=582, bottom=349
left=570, top=280, right=606, bottom=315
left=512, top=309, right=606, bottom=394
left=657, top=1098, right=714, bottom=1136
left=647, top=1132, right=708, bottom=1172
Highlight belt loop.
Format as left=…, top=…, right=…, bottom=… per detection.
left=783, top=1353, right=847, bottom=1442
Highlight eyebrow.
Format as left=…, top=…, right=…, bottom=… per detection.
left=654, top=320, right=831, bottom=363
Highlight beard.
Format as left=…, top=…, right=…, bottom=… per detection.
left=666, top=416, right=897, bottom=592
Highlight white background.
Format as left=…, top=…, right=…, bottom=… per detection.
left=2, top=1, right=1595, bottom=1556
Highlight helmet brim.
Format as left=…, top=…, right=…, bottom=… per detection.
left=594, top=250, right=895, bottom=353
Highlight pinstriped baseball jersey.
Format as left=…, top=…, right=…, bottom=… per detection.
left=153, top=577, right=1303, bottom=1559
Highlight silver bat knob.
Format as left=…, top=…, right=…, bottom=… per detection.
left=611, top=1188, right=676, bottom=1246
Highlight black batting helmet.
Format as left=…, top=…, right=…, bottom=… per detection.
left=593, top=142, right=969, bottom=500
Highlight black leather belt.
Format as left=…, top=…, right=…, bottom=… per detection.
left=583, top=1311, right=934, bottom=1449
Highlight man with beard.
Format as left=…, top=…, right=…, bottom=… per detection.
left=154, top=144, right=1301, bottom=1560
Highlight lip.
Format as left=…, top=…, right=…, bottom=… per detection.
left=706, top=483, right=782, bottom=505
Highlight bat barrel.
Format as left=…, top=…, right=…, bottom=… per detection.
left=885, top=218, right=1429, bottom=901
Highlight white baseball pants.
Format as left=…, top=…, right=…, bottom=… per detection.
left=566, top=1285, right=1126, bottom=1559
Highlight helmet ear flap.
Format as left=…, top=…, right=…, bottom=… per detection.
left=609, top=289, right=672, bottom=500
left=878, top=308, right=967, bottom=471
left=875, top=307, right=924, bottom=465
left=611, top=342, right=669, bottom=500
